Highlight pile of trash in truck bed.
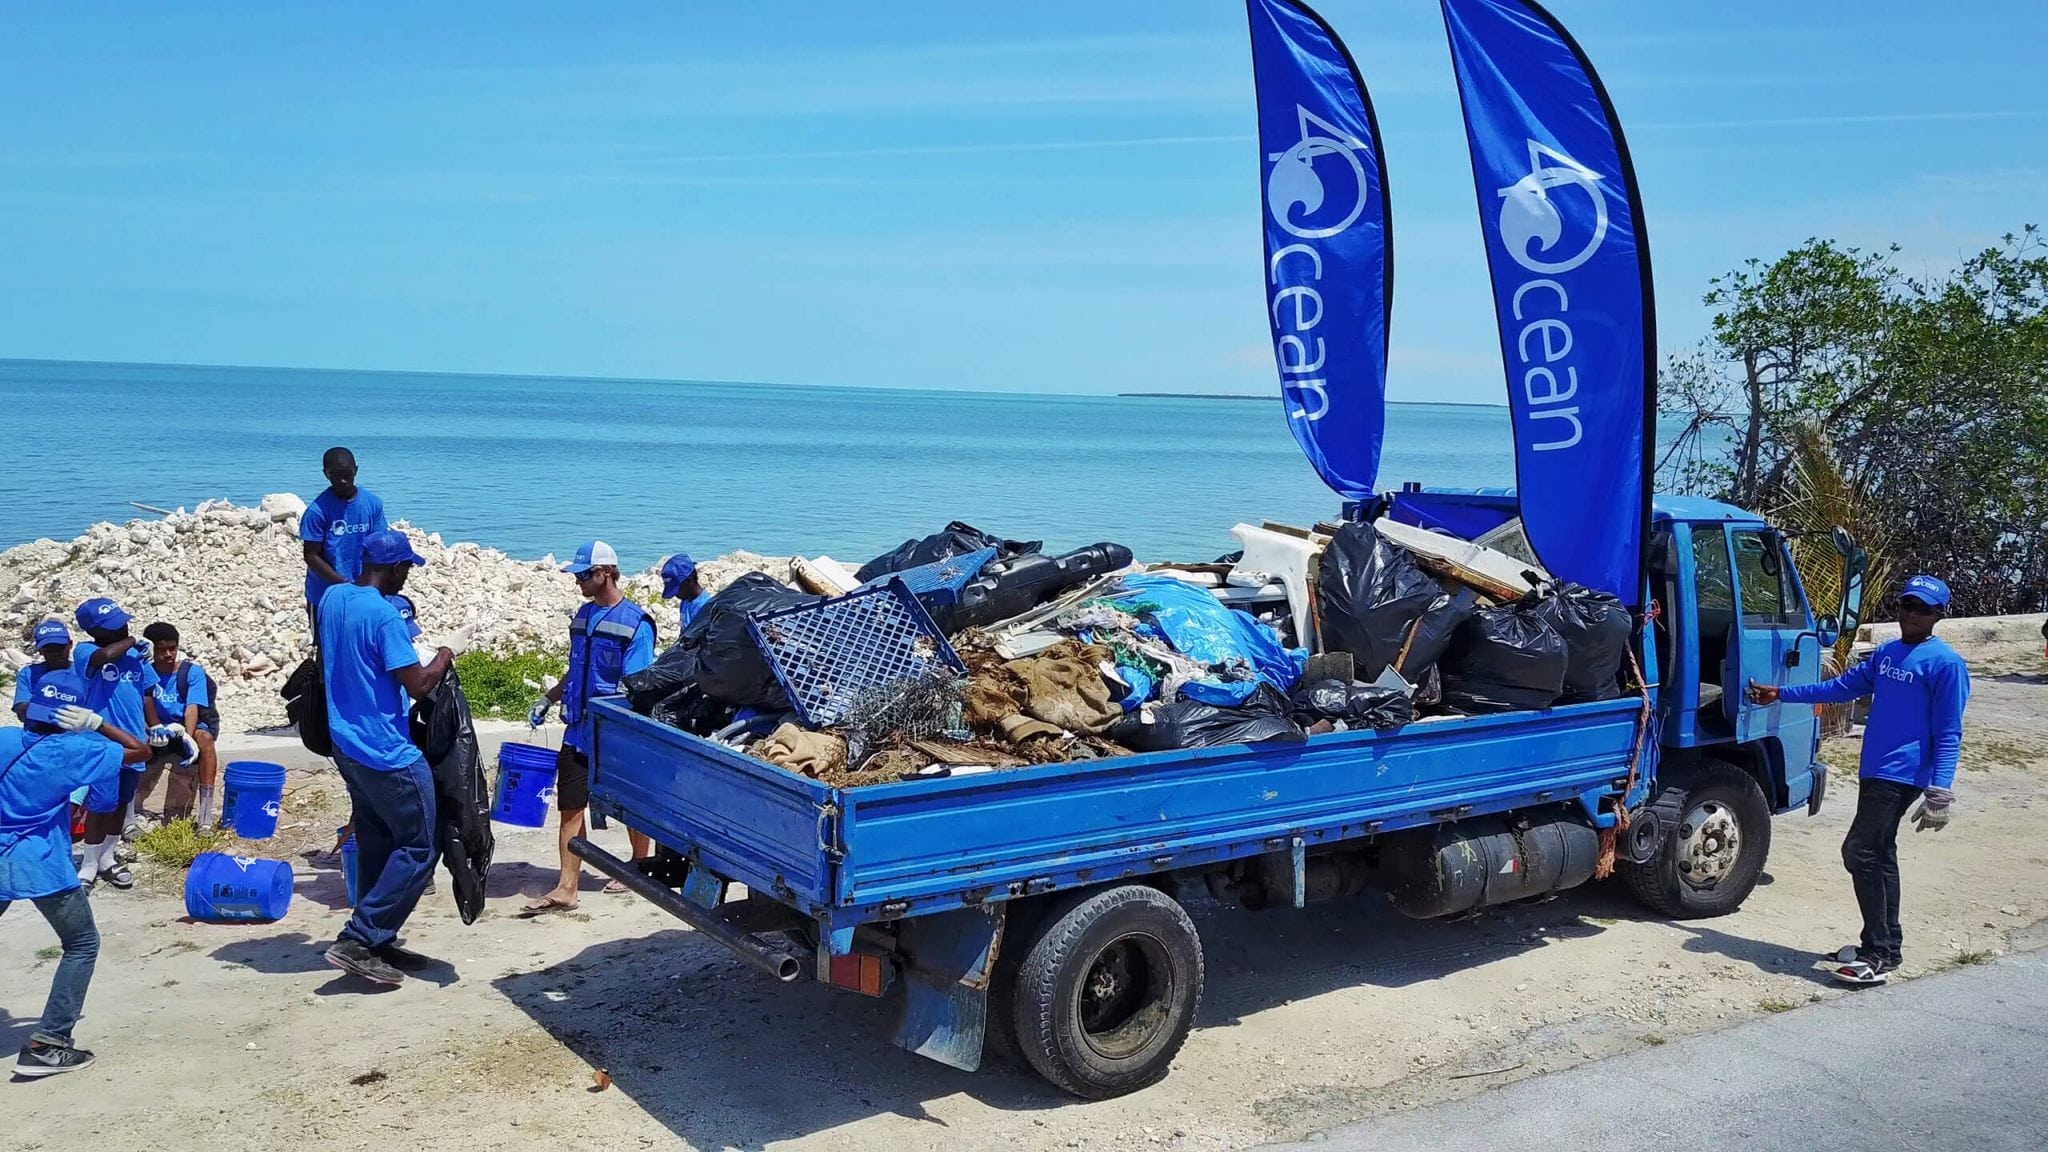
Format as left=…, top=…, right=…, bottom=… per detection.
left=617, top=515, right=1636, bottom=787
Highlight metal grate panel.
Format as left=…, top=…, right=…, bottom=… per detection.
left=749, top=580, right=967, bottom=728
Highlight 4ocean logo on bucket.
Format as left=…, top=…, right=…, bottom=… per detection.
left=1246, top=0, right=1392, bottom=502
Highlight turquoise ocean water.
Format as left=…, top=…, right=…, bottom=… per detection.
left=0, top=359, right=1521, bottom=566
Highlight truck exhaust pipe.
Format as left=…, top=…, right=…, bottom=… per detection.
left=569, top=836, right=804, bottom=982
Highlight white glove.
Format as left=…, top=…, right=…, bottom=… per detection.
left=1910, top=787, right=1953, bottom=832
left=172, top=726, right=198, bottom=766
left=435, top=624, right=475, bottom=658
left=528, top=698, right=552, bottom=730
left=56, top=706, right=103, bottom=733
left=148, top=724, right=174, bottom=747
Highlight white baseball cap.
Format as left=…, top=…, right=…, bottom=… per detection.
left=560, top=540, right=620, bottom=575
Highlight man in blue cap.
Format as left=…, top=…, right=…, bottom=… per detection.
left=70, top=597, right=160, bottom=889
left=1, top=669, right=150, bottom=1076
left=301, top=446, right=389, bottom=629
left=318, top=528, right=452, bottom=985
left=523, top=541, right=656, bottom=913
left=10, top=619, right=74, bottom=723
left=1749, top=574, right=1972, bottom=986
left=661, top=553, right=712, bottom=631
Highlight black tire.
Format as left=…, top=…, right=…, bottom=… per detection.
left=1008, top=885, right=1204, bottom=1099
left=1622, top=758, right=1773, bottom=919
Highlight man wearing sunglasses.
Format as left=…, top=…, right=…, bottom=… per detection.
left=523, top=541, right=655, bottom=914
left=1748, top=574, right=1971, bottom=986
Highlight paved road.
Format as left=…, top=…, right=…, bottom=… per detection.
left=1266, top=948, right=2048, bottom=1151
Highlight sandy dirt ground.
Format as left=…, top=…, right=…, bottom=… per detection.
left=8, top=629, right=2047, bottom=1151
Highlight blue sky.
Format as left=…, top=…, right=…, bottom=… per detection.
left=2, top=1, right=2040, bottom=403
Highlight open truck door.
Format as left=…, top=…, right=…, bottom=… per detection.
left=1722, top=528, right=1822, bottom=806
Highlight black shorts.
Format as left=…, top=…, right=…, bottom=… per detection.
left=555, top=746, right=590, bottom=812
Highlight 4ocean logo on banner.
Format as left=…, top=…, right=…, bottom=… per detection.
left=1265, top=106, right=1375, bottom=424
left=1495, top=140, right=1609, bottom=452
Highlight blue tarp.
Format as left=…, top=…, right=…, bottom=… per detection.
left=1100, top=575, right=1306, bottom=706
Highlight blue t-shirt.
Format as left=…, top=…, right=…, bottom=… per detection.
left=11, top=661, right=67, bottom=713
left=72, top=642, right=159, bottom=764
left=0, top=728, right=123, bottom=899
left=676, top=590, right=713, bottom=632
left=301, top=487, right=389, bottom=606
left=318, top=583, right=424, bottom=772
left=563, top=605, right=656, bottom=753
left=1781, top=636, right=1971, bottom=790
left=150, top=660, right=213, bottom=729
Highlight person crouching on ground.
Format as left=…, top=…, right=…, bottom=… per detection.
left=138, top=622, right=218, bottom=826
left=318, top=529, right=452, bottom=985
left=524, top=541, right=656, bottom=913
left=70, top=598, right=159, bottom=890
left=1748, top=574, right=1971, bottom=986
left=10, top=619, right=74, bottom=723
left=2, top=670, right=150, bottom=1077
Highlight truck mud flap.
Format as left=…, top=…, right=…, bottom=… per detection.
left=889, top=904, right=1006, bottom=1072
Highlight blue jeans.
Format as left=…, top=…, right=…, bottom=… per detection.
left=0, top=886, right=99, bottom=1041
left=331, top=751, right=438, bottom=949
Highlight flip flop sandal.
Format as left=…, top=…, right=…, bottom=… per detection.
left=602, top=879, right=629, bottom=895
left=520, top=895, right=578, bottom=916
left=1830, top=958, right=1888, bottom=986
left=100, top=865, right=136, bottom=890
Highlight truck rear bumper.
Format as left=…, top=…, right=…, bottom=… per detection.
left=568, top=836, right=805, bottom=983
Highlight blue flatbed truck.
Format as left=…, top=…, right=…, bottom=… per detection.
left=578, top=487, right=1867, bottom=1099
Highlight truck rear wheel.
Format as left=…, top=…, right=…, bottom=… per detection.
left=1008, top=884, right=1204, bottom=1099
left=1622, top=759, right=1772, bottom=920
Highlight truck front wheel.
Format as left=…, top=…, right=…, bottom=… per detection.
left=1622, top=759, right=1772, bottom=919
left=1009, top=884, right=1204, bottom=1099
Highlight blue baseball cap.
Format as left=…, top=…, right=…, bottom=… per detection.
left=24, top=669, right=89, bottom=726
left=559, top=540, right=620, bottom=576
left=363, top=529, right=428, bottom=567
left=1899, top=574, right=1951, bottom=610
left=32, top=619, right=71, bottom=649
left=75, top=597, right=131, bottom=633
left=659, top=553, right=698, bottom=599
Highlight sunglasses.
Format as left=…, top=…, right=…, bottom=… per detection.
left=1897, top=598, right=1940, bottom=614
left=573, top=568, right=603, bottom=582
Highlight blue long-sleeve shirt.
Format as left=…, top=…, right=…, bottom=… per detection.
left=1779, top=636, right=1971, bottom=790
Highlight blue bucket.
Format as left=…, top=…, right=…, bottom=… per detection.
left=339, top=835, right=359, bottom=907
left=184, top=852, right=295, bottom=922
left=220, top=760, right=288, bottom=840
left=493, top=741, right=558, bottom=828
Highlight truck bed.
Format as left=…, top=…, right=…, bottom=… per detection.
left=588, top=694, right=1646, bottom=934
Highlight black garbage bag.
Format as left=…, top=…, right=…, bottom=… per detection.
left=649, top=684, right=737, bottom=737
left=692, top=573, right=823, bottom=710
left=1318, top=521, right=1443, bottom=679
left=942, top=542, right=1135, bottom=631
left=1439, top=604, right=1567, bottom=714
left=622, top=644, right=701, bottom=714
left=856, top=521, right=1042, bottom=583
left=280, top=656, right=331, bottom=757
left=1288, top=678, right=1415, bottom=730
left=409, top=669, right=493, bottom=926
left=1392, top=586, right=1482, bottom=681
left=1532, top=583, right=1632, bottom=702
left=1108, top=683, right=1305, bottom=752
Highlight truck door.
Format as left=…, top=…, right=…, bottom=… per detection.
left=1726, top=528, right=1821, bottom=801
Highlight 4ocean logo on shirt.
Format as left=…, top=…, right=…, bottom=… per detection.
left=328, top=519, right=371, bottom=537
left=1877, top=657, right=1917, bottom=684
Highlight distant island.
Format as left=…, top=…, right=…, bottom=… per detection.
left=1120, top=391, right=1506, bottom=409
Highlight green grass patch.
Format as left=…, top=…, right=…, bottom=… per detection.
left=1962, top=738, right=2037, bottom=772
left=1757, top=997, right=1798, bottom=1014
left=1953, top=947, right=1996, bottom=966
left=36, top=945, right=61, bottom=961
left=132, top=819, right=231, bottom=869
left=456, top=648, right=567, bottom=721
left=1642, top=1033, right=1667, bottom=1047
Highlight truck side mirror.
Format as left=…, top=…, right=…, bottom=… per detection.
left=1831, top=528, right=1868, bottom=641
left=1817, top=615, right=1841, bottom=648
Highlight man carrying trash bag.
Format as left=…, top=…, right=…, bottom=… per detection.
left=524, top=541, right=656, bottom=913
left=317, top=529, right=453, bottom=985
left=1, top=670, right=149, bottom=1077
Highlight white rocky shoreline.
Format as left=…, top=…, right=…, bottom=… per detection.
left=1, top=496, right=793, bottom=732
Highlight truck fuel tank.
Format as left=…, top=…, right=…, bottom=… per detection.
left=1381, top=810, right=1600, bottom=919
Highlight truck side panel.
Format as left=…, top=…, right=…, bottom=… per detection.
left=838, top=698, right=1643, bottom=912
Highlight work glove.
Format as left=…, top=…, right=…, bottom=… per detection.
left=161, top=723, right=195, bottom=765
left=56, top=706, right=103, bottom=733
left=1910, top=787, right=1953, bottom=832
left=148, top=724, right=174, bottom=747
left=528, top=699, right=552, bottom=730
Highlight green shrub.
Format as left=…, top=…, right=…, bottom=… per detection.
left=133, top=819, right=231, bottom=869
left=455, top=648, right=567, bottom=721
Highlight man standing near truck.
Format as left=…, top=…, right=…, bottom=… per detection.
left=1748, top=574, right=1971, bottom=986
left=523, top=541, right=655, bottom=913
left=319, top=529, right=452, bottom=985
